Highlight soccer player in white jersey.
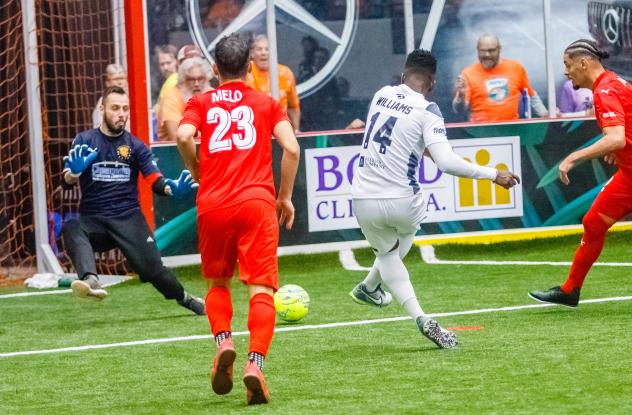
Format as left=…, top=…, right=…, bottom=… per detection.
left=350, top=49, right=520, bottom=348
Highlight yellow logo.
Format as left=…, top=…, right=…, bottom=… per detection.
left=116, top=145, right=131, bottom=161
left=458, top=149, right=510, bottom=208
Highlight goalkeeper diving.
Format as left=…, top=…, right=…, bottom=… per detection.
left=61, top=85, right=205, bottom=315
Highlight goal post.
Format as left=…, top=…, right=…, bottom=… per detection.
left=1, top=0, right=137, bottom=282
left=123, top=0, right=155, bottom=229
left=21, top=0, right=63, bottom=276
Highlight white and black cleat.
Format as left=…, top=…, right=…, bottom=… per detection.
left=349, top=283, right=393, bottom=307
left=417, top=317, right=458, bottom=349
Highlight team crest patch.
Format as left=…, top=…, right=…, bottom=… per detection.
left=117, top=145, right=131, bottom=161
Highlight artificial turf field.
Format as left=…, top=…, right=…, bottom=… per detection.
left=2, top=232, right=632, bottom=414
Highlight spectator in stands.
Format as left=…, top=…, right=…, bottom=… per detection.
left=298, top=35, right=319, bottom=82
left=177, top=44, right=203, bottom=64
left=247, top=34, right=301, bottom=132
left=452, top=33, right=548, bottom=122
left=157, top=57, right=213, bottom=141
left=300, top=47, right=340, bottom=131
left=557, top=79, right=594, bottom=116
left=155, top=44, right=178, bottom=101
left=92, top=64, right=129, bottom=128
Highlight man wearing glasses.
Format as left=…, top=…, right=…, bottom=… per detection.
left=452, top=33, right=547, bottom=122
left=157, top=56, right=213, bottom=141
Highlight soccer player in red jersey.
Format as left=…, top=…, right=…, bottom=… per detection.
left=529, top=39, right=632, bottom=307
left=176, top=33, right=300, bottom=405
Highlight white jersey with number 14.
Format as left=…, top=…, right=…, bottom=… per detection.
left=351, top=84, right=449, bottom=199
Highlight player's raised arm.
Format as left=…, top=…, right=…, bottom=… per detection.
left=63, top=142, right=98, bottom=184
left=559, top=125, right=625, bottom=185
left=273, top=119, right=300, bottom=230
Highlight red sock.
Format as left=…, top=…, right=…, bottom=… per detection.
left=561, top=210, right=611, bottom=293
left=205, top=286, right=232, bottom=336
left=248, top=292, right=276, bottom=356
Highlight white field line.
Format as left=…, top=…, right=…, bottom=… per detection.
left=2, top=295, right=632, bottom=358
left=339, top=249, right=371, bottom=271
left=0, top=276, right=131, bottom=299
left=419, top=245, right=632, bottom=267
left=0, top=289, right=73, bottom=299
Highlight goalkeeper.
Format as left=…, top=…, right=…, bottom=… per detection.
left=61, top=86, right=204, bottom=315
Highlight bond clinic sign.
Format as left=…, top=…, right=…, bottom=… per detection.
left=305, top=137, right=523, bottom=232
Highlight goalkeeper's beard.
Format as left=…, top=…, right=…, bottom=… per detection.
left=103, top=117, right=126, bottom=135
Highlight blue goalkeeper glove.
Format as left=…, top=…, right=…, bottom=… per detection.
left=63, top=144, right=98, bottom=177
left=165, top=169, right=198, bottom=199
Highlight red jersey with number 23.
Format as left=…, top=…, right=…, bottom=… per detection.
left=180, top=81, right=289, bottom=215
left=593, top=71, right=632, bottom=175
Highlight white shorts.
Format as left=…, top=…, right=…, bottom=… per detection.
left=352, top=195, right=426, bottom=255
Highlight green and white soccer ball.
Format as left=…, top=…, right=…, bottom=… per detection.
left=274, top=284, right=310, bottom=322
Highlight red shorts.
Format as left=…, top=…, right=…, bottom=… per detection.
left=590, top=170, right=632, bottom=220
left=198, top=199, right=279, bottom=290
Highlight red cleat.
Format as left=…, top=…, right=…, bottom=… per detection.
left=210, top=338, right=236, bottom=395
left=243, top=361, right=271, bottom=405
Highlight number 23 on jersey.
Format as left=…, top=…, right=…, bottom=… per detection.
left=207, top=105, right=257, bottom=153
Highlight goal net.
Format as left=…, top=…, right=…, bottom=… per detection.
left=1, top=0, right=129, bottom=282
left=0, top=1, right=35, bottom=282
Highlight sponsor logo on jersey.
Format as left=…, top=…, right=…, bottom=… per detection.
left=358, top=155, right=386, bottom=169
left=602, top=111, right=617, bottom=118
left=600, top=88, right=611, bottom=94
left=92, top=161, right=131, bottom=182
left=117, top=145, right=132, bottom=161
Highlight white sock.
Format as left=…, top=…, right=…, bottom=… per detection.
left=362, top=260, right=381, bottom=291
left=363, top=233, right=416, bottom=292
left=376, top=251, right=424, bottom=320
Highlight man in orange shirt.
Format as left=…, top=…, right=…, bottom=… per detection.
left=157, top=57, right=212, bottom=141
left=452, top=33, right=547, bottom=122
left=247, top=35, right=301, bottom=132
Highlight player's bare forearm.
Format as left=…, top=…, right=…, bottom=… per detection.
left=287, top=108, right=301, bottom=132
left=165, top=120, right=179, bottom=142
left=63, top=171, right=79, bottom=185
left=176, top=124, right=200, bottom=182
left=279, top=151, right=299, bottom=199
left=564, top=126, right=625, bottom=167
left=559, top=125, right=625, bottom=185
left=273, top=120, right=300, bottom=200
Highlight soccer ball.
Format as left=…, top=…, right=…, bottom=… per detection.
left=274, top=284, right=310, bottom=322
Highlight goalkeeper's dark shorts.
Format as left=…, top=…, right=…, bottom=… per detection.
left=198, top=199, right=279, bottom=290
left=64, top=209, right=165, bottom=281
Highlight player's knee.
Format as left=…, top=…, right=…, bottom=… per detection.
left=62, top=219, right=82, bottom=242
left=582, top=210, right=611, bottom=236
left=375, top=247, right=400, bottom=259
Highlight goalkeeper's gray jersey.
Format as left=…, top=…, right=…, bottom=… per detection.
left=352, top=84, right=448, bottom=199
